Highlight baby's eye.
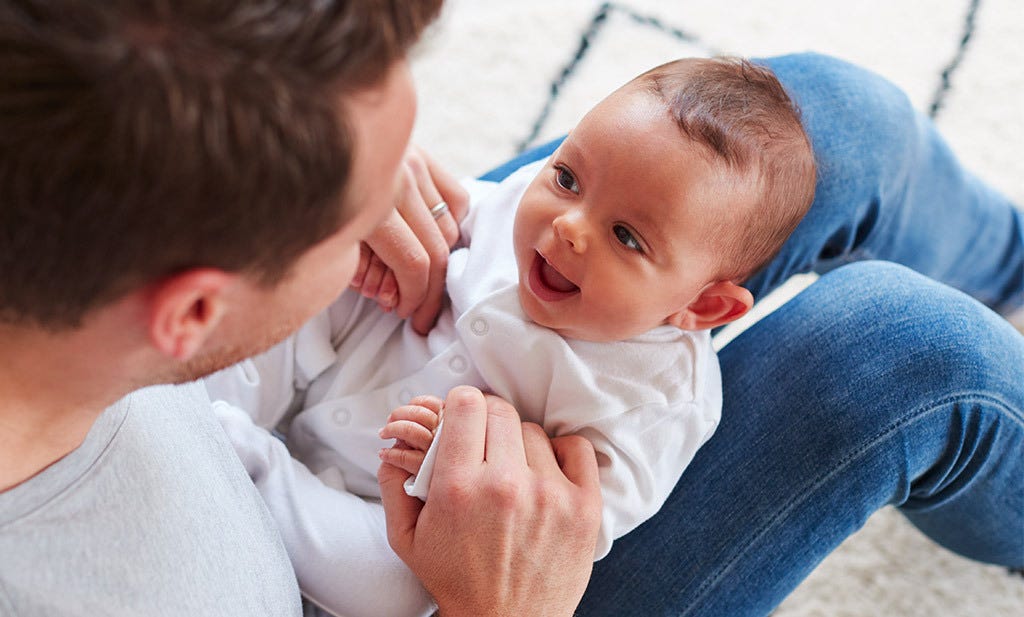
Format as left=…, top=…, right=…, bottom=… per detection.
left=554, top=166, right=580, bottom=194
left=613, top=224, right=643, bottom=252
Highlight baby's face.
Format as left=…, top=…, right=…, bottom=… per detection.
left=513, top=83, right=755, bottom=342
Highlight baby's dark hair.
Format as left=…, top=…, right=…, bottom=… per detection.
left=638, top=57, right=816, bottom=282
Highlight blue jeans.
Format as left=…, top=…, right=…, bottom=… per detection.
left=482, top=53, right=1024, bottom=616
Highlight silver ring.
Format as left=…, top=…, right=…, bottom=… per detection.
left=429, top=201, right=449, bottom=220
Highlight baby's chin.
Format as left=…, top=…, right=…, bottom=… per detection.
left=516, top=281, right=571, bottom=336
left=520, top=294, right=681, bottom=344
left=515, top=285, right=631, bottom=342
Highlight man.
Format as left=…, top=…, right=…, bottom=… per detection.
left=0, top=1, right=600, bottom=615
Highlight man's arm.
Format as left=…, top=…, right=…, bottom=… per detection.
left=379, top=386, right=603, bottom=617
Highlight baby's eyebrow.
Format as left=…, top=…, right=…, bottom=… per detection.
left=628, top=201, right=663, bottom=240
left=555, top=139, right=588, bottom=175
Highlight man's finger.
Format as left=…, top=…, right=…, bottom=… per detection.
left=549, top=435, right=600, bottom=493
left=394, top=166, right=450, bottom=259
left=378, top=461, right=423, bottom=559
left=407, top=153, right=460, bottom=247
left=409, top=292, right=445, bottom=335
left=482, top=394, right=527, bottom=468
left=433, top=386, right=488, bottom=469
left=392, top=168, right=449, bottom=333
left=419, top=147, right=470, bottom=224
left=363, top=207, right=429, bottom=318
left=520, top=422, right=556, bottom=469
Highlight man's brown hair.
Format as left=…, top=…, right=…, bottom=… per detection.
left=640, top=57, right=816, bottom=282
left=0, top=0, right=442, bottom=329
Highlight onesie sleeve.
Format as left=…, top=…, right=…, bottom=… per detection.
left=564, top=400, right=717, bottom=561
left=202, top=291, right=364, bottom=429
left=212, top=401, right=436, bottom=617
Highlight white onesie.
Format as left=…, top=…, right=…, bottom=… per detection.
left=204, top=160, right=722, bottom=616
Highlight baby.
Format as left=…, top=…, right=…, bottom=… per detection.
left=205, top=56, right=815, bottom=616
left=380, top=53, right=817, bottom=524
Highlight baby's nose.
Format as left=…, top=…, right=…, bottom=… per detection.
left=552, top=213, right=586, bottom=252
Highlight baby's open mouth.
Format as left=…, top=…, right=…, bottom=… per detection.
left=529, top=251, right=580, bottom=301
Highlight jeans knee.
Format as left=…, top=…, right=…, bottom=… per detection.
left=817, top=261, right=1024, bottom=394
left=777, top=52, right=916, bottom=132
left=766, top=52, right=920, bottom=188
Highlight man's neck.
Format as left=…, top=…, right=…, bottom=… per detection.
left=0, top=319, right=148, bottom=492
left=0, top=398, right=104, bottom=492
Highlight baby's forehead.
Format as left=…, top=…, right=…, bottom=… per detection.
left=568, top=84, right=762, bottom=199
left=593, top=84, right=715, bottom=155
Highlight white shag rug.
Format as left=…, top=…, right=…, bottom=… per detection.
left=408, top=1, right=1024, bottom=615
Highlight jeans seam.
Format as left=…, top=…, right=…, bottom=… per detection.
left=683, top=391, right=1021, bottom=616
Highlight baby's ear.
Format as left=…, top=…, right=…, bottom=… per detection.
left=666, top=281, right=753, bottom=331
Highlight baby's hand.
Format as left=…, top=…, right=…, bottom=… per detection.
left=378, top=395, right=443, bottom=476
left=351, top=242, right=400, bottom=312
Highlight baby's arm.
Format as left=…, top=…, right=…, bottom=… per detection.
left=563, top=401, right=713, bottom=561
left=212, top=401, right=435, bottom=617
left=378, top=396, right=443, bottom=500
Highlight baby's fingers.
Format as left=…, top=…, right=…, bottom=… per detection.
left=378, top=446, right=426, bottom=476
left=360, top=253, right=389, bottom=299
left=387, top=403, right=441, bottom=432
left=380, top=419, right=435, bottom=452
left=350, top=243, right=373, bottom=289
left=405, top=395, right=444, bottom=416
left=377, top=270, right=398, bottom=311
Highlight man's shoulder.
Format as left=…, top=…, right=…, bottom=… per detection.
left=0, top=382, right=301, bottom=616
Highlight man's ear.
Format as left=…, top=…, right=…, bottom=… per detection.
left=666, top=281, right=754, bottom=331
left=145, top=269, right=235, bottom=360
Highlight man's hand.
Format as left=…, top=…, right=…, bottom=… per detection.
left=378, top=386, right=602, bottom=617
left=351, top=146, right=469, bottom=334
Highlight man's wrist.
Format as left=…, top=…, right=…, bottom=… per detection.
left=434, top=598, right=577, bottom=617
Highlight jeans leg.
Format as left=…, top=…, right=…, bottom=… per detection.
left=746, top=53, right=1023, bottom=314
left=578, top=261, right=1024, bottom=617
